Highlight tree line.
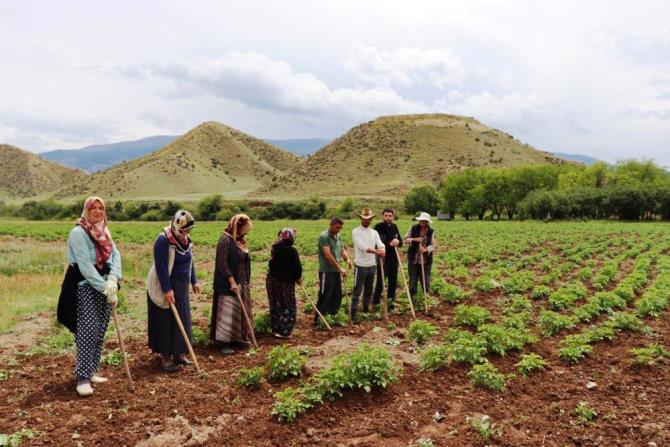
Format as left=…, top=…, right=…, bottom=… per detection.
left=404, top=160, right=670, bottom=221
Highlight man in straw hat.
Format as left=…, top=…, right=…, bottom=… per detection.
left=404, top=211, right=437, bottom=301
left=351, top=207, right=385, bottom=319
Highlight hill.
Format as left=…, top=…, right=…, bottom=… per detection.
left=40, top=135, right=179, bottom=173
left=264, top=138, right=331, bottom=156
left=263, top=114, right=571, bottom=199
left=0, top=144, right=88, bottom=199
left=55, top=122, right=301, bottom=200
left=552, top=152, right=601, bottom=166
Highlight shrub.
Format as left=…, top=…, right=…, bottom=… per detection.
left=453, top=305, right=491, bottom=328
left=515, top=353, right=549, bottom=377
left=253, top=312, right=272, bottom=335
left=236, top=366, right=265, bottom=388
left=408, top=320, right=439, bottom=345
left=467, top=361, right=512, bottom=392
left=266, top=345, right=305, bottom=381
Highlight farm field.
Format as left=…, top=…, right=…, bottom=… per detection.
left=1, top=219, right=670, bottom=446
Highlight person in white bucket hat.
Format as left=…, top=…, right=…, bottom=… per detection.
left=403, top=211, right=437, bottom=302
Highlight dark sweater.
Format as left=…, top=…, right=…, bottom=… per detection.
left=373, top=222, right=403, bottom=250
left=268, top=243, right=303, bottom=283
left=154, top=234, right=197, bottom=294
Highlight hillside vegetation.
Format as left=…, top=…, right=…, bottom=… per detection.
left=0, top=144, right=87, bottom=200
left=265, top=114, right=569, bottom=199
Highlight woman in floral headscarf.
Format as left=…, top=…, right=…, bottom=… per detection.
left=65, top=196, right=122, bottom=397
left=210, top=214, right=254, bottom=354
left=147, top=210, right=201, bottom=372
left=266, top=228, right=302, bottom=338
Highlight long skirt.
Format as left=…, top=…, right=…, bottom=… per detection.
left=147, top=278, right=192, bottom=356
left=214, top=283, right=252, bottom=343
left=75, top=284, right=111, bottom=380
left=266, top=275, right=297, bottom=337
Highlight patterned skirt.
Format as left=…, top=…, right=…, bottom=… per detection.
left=266, top=275, right=297, bottom=337
left=214, top=283, right=253, bottom=344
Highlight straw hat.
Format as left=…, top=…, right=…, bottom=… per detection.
left=415, top=211, right=433, bottom=223
left=357, top=207, right=376, bottom=219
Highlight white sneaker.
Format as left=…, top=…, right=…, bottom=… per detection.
left=76, top=382, right=94, bottom=397
left=90, top=375, right=109, bottom=384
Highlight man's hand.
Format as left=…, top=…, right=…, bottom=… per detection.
left=346, top=258, right=353, bottom=270
left=390, top=239, right=400, bottom=247
left=165, top=290, right=175, bottom=305
left=192, top=283, right=202, bottom=294
left=376, top=249, right=386, bottom=257
left=419, top=246, right=428, bottom=254
left=340, top=267, right=348, bottom=278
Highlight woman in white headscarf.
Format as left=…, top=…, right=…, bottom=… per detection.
left=65, top=196, right=122, bottom=397
left=147, top=210, right=200, bottom=372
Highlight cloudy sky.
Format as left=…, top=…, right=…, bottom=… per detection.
left=1, top=0, right=669, bottom=165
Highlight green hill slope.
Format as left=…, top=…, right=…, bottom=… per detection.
left=263, top=114, right=571, bottom=199
left=55, top=122, right=302, bottom=200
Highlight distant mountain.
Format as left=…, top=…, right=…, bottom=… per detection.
left=54, top=122, right=301, bottom=200
left=265, top=114, right=572, bottom=199
left=0, top=144, right=87, bottom=199
left=552, top=152, right=602, bottom=166
left=41, top=135, right=179, bottom=172
left=263, top=138, right=331, bottom=156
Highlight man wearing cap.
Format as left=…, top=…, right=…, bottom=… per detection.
left=373, top=208, right=402, bottom=311
left=404, top=211, right=437, bottom=301
left=351, top=208, right=385, bottom=318
left=316, top=216, right=352, bottom=325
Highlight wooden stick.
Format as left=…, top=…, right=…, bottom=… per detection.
left=111, top=306, right=134, bottom=389
left=234, top=289, right=258, bottom=348
left=299, top=284, right=331, bottom=331
left=169, top=302, right=201, bottom=373
left=343, top=272, right=352, bottom=324
left=379, top=258, right=388, bottom=322
left=420, top=253, right=430, bottom=313
left=395, top=247, right=416, bottom=319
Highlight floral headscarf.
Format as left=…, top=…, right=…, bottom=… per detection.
left=225, top=214, right=253, bottom=252
left=78, top=196, right=113, bottom=269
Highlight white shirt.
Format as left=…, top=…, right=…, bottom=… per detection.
left=352, top=225, right=385, bottom=267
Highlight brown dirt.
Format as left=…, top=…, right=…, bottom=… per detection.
left=1, top=302, right=669, bottom=447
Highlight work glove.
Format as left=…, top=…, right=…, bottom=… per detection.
left=106, top=291, right=118, bottom=306
left=104, top=274, right=118, bottom=299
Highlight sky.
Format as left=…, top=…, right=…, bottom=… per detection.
left=0, top=0, right=669, bottom=165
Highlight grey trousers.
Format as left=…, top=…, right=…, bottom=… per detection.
left=351, top=265, right=376, bottom=313
left=408, top=262, right=432, bottom=300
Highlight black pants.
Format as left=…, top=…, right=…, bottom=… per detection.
left=351, top=265, right=376, bottom=313
left=373, top=256, right=398, bottom=305
left=315, top=272, right=343, bottom=323
left=409, top=262, right=432, bottom=300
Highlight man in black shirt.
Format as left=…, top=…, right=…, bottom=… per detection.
left=373, top=208, right=402, bottom=310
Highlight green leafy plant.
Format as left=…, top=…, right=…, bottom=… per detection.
left=467, top=361, right=513, bottom=392
left=266, top=345, right=305, bottom=381
left=271, top=387, right=311, bottom=423
left=253, top=312, right=272, bottom=335
left=419, top=344, right=451, bottom=372
left=316, top=310, right=348, bottom=329
left=408, top=320, right=439, bottom=345
left=0, top=429, right=39, bottom=446
left=0, top=371, right=10, bottom=381
left=453, top=305, right=491, bottom=328
left=101, top=349, right=123, bottom=367
left=574, top=401, right=597, bottom=423
left=537, top=310, right=576, bottom=336
left=448, top=332, right=487, bottom=365
left=558, top=343, right=593, bottom=363
left=236, top=366, right=265, bottom=388
left=467, top=414, right=501, bottom=439
left=191, top=326, right=211, bottom=347
left=630, top=344, right=670, bottom=366
left=515, top=353, right=548, bottom=377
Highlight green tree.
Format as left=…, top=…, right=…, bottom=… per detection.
left=404, top=184, right=439, bottom=215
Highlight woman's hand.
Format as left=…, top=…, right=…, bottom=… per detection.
left=165, top=290, right=175, bottom=305
left=192, top=283, right=202, bottom=294
left=229, top=278, right=240, bottom=293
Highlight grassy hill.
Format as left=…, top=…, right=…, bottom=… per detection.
left=262, top=114, right=571, bottom=199
left=55, top=122, right=301, bottom=200
left=0, top=144, right=88, bottom=200
left=41, top=135, right=179, bottom=173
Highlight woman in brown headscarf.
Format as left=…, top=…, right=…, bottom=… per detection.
left=210, top=214, right=253, bottom=354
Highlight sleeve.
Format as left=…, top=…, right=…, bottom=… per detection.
left=374, top=230, right=385, bottom=251
left=216, top=236, right=234, bottom=280
left=154, top=235, right=172, bottom=294
left=404, top=227, right=413, bottom=244
left=109, top=242, right=122, bottom=280
left=427, top=234, right=436, bottom=253
left=190, top=258, right=197, bottom=285
left=68, top=228, right=107, bottom=293
left=292, top=247, right=303, bottom=281
left=317, top=233, right=328, bottom=250
left=394, top=225, right=403, bottom=247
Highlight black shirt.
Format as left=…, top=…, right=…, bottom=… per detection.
left=373, top=222, right=403, bottom=250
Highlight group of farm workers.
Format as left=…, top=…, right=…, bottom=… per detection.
left=58, top=196, right=436, bottom=397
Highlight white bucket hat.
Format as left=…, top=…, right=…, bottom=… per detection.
left=415, top=211, right=433, bottom=223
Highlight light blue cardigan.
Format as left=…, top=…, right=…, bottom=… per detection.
left=66, top=225, right=122, bottom=293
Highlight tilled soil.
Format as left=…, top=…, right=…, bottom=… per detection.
left=1, top=304, right=669, bottom=447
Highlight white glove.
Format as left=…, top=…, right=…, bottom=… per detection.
left=106, top=291, right=118, bottom=306
left=104, top=274, right=118, bottom=298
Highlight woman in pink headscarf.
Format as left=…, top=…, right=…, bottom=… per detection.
left=266, top=228, right=302, bottom=338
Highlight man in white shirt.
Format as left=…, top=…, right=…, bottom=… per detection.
left=351, top=207, right=385, bottom=318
